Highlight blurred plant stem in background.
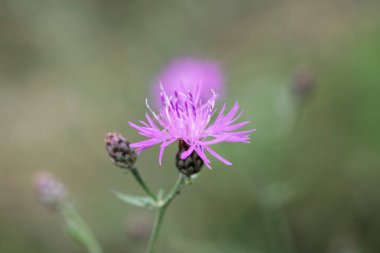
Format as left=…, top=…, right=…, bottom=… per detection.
left=254, top=86, right=315, bottom=253
left=60, top=203, right=103, bottom=253
left=35, top=171, right=104, bottom=253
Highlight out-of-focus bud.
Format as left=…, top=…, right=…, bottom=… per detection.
left=34, top=171, right=67, bottom=209
left=292, top=68, right=316, bottom=100
left=175, top=140, right=203, bottom=176
left=105, top=132, right=137, bottom=169
left=125, top=214, right=152, bottom=244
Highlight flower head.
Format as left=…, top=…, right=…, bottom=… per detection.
left=153, top=57, right=224, bottom=107
left=130, top=84, right=255, bottom=169
left=105, top=132, right=137, bottom=169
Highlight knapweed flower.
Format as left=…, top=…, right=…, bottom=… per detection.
left=152, top=57, right=224, bottom=107
left=129, top=84, right=255, bottom=170
left=105, top=132, right=137, bottom=169
left=34, top=171, right=67, bottom=209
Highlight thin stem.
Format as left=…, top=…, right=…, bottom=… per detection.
left=131, top=167, right=157, bottom=201
left=163, top=174, right=186, bottom=208
left=146, top=174, right=186, bottom=253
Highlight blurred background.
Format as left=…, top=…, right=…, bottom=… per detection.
left=1, top=0, right=380, bottom=252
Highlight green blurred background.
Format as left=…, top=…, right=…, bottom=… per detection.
left=1, top=0, right=380, bottom=252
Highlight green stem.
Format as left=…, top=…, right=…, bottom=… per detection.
left=146, top=205, right=166, bottom=253
left=61, top=203, right=103, bottom=253
left=131, top=167, right=157, bottom=201
left=146, top=174, right=186, bottom=253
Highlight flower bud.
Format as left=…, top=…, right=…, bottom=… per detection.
left=105, top=132, right=137, bottom=169
left=34, top=171, right=67, bottom=209
left=292, top=68, right=316, bottom=100
left=175, top=140, right=203, bottom=176
left=125, top=214, right=152, bottom=244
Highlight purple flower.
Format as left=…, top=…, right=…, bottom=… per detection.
left=152, top=57, right=224, bottom=107
left=129, top=84, right=255, bottom=169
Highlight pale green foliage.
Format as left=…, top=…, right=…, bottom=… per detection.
left=113, top=191, right=157, bottom=208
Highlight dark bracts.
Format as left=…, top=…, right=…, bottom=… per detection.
left=175, top=140, right=203, bottom=176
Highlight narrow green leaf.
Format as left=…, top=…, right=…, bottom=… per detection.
left=113, top=190, right=156, bottom=208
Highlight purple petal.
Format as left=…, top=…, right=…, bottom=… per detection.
left=194, top=146, right=211, bottom=169
left=158, top=138, right=176, bottom=165
left=180, top=144, right=196, bottom=160
left=204, top=146, right=232, bottom=166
